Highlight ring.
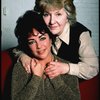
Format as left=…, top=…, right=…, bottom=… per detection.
left=26, top=69, right=29, bottom=73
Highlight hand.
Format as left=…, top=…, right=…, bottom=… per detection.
left=45, top=61, right=70, bottom=79
left=19, top=53, right=32, bottom=73
left=31, top=59, right=44, bottom=77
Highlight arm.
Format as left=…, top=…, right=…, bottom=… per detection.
left=11, top=62, right=43, bottom=100
left=69, top=32, right=99, bottom=80
left=46, top=32, right=99, bottom=80
left=50, top=75, right=80, bottom=100
left=12, top=46, right=32, bottom=73
left=12, top=46, right=23, bottom=57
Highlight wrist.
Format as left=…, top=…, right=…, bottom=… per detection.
left=67, top=63, right=70, bottom=74
left=61, top=63, right=70, bottom=74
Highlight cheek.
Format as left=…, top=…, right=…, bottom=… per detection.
left=59, top=16, right=67, bottom=25
left=44, top=39, right=52, bottom=48
left=29, top=45, right=36, bottom=53
left=48, top=40, right=52, bottom=49
left=43, top=17, right=49, bottom=25
left=59, top=19, right=67, bottom=31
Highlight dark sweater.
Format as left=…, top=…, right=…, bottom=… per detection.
left=11, top=56, right=80, bottom=100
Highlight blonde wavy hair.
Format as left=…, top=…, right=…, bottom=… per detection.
left=34, top=0, right=76, bottom=25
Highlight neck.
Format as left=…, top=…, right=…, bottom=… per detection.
left=38, top=53, right=54, bottom=68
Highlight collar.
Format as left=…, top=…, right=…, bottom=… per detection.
left=59, top=22, right=70, bottom=44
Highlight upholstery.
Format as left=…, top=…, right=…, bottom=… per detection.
left=1, top=49, right=100, bottom=100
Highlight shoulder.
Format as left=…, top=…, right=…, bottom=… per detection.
left=71, top=22, right=91, bottom=36
left=72, top=22, right=89, bottom=29
left=12, top=62, right=28, bottom=77
left=13, top=62, right=23, bottom=71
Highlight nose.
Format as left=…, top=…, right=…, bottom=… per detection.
left=36, top=41, right=41, bottom=49
left=50, top=15, right=56, bottom=24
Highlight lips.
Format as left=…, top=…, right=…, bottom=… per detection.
left=49, top=25, right=58, bottom=30
left=37, top=49, right=46, bottom=55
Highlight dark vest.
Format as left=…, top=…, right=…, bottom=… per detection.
left=57, top=22, right=91, bottom=63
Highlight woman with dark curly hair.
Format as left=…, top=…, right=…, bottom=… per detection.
left=11, top=10, right=80, bottom=100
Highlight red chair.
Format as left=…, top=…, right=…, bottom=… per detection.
left=1, top=49, right=16, bottom=100
left=1, top=49, right=100, bottom=100
left=79, top=74, right=100, bottom=100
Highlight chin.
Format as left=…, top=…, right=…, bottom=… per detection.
left=51, top=32, right=59, bottom=35
left=50, top=30, right=60, bottom=35
left=37, top=55, right=47, bottom=60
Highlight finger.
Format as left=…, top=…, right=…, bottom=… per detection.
left=31, top=59, right=37, bottom=68
left=48, top=61, right=58, bottom=66
left=45, top=63, right=57, bottom=70
left=45, top=66, right=56, bottom=73
left=34, top=59, right=38, bottom=67
left=47, top=62, right=55, bottom=66
left=46, top=71, right=59, bottom=78
left=31, top=59, right=35, bottom=68
left=25, top=65, right=31, bottom=73
left=45, top=68, right=57, bottom=75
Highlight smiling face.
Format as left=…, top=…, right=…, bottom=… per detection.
left=27, top=28, right=52, bottom=60
left=42, top=8, right=68, bottom=35
left=34, top=0, right=76, bottom=35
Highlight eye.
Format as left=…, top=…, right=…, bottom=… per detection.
left=43, top=12, right=49, bottom=17
left=28, top=40, right=36, bottom=45
left=56, top=13, right=62, bottom=16
left=40, top=36, right=46, bottom=41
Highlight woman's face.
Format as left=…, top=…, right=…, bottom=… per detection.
left=43, top=8, right=68, bottom=35
left=27, top=28, right=52, bottom=60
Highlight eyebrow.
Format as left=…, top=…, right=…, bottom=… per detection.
left=39, top=34, right=46, bottom=38
left=28, top=34, right=46, bottom=40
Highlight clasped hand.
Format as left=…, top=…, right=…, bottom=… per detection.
left=24, top=58, right=70, bottom=79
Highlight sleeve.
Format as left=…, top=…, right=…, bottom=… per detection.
left=12, top=46, right=24, bottom=58
left=11, top=62, right=42, bottom=100
left=50, top=75, right=80, bottom=100
left=69, top=31, right=99, bottom=80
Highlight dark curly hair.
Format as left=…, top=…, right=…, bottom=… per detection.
left=14, top=10, right=54, bottom=55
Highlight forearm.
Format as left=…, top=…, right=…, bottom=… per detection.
left=69, top=32, right=99, bottom=80
left=12, top=46, right=32, bottom=70
left=68, top=58, right=99, bottom=80
left=12, top=46, right=24, bottom=58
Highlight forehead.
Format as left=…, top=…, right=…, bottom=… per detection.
left=40, top=0, right=64, bottom=10
left=43, top=3, right=64, bottom=12
left=44, top=8, right=65, bottom=13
